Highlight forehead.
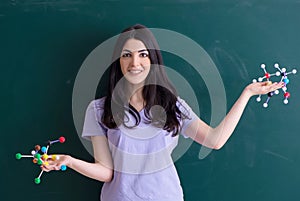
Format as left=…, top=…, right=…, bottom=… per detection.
left=122, top=38, right=147, bottom=51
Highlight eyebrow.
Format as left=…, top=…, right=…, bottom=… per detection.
left=122, top=49, right=148, bottom=53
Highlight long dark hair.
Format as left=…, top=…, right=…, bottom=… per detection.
left=101, top=24, right=187, bottom=136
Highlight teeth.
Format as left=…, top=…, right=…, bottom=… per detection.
left=129, top=70, right=142, bottom=74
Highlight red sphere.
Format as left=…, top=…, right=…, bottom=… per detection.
left=35, top=145, right=41, bottom=151
left=265, top=73, right=270, bottom=79
left=59, top=136, right=66, bottom=143
left=284, top=92, right=290, bottom=98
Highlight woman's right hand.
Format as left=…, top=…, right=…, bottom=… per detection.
left=41, top=154, right=71, bottom=172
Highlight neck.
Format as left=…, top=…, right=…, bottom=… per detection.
left=127, top=86, right=145, bottom=112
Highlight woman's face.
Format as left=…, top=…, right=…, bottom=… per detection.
left=120, top=38, right=151, bottom=85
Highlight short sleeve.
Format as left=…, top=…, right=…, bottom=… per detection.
left=177, top=97, right=198, bottom=138
left=82, top=99, right=107, bottom=140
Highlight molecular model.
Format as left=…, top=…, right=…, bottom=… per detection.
left=253, top=63, right=297, bottom=108
left=16, top=136, right=67, bottom=184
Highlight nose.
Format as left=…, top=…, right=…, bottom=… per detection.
left=131, top=53, right=140, bottom=67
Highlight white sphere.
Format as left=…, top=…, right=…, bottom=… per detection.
left=263, top=103, right=268, bottom=108
left=261, top=64, right=266, bottom=68
left=252, top=79, right=257, bottom=83
left=274, top=63, right=279, bottom=68
left=256, top=97, right=261, bottom=102
left=292, top=69, right=297, bottom=74
left=276, top=71, right=281, bottom=76
left=282, top=86, right=287, bottom=91
left=258, top=77, right=263, bottom=82
left=31, top=150, right=36, bottom=155
left=284, top=99, right=288, bottom=104
left=275, top=90, right=279, bottom=95
left=282, top=68, right=286, bottom=72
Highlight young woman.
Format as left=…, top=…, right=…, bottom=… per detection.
left=43, top=24, right=284, bottom=201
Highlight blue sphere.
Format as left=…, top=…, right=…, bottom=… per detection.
left=61, top=165, right=67, bottom=171
left=283, top=78, right=289, bottom=84
left=41, top=146, right=47, bottom=153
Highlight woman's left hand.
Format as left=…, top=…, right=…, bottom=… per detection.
left=244, top=81, right=284, bottom=97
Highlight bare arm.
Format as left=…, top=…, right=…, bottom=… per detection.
left=43, top=136, right=113, bottom=182
left=184, top=81, right=284, bottom=150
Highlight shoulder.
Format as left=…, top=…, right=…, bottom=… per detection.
left=176, top=96, right=197, bottom=119
left=88, top=97, right=106, bottom=111
left=176, top=96, right=189, bottom=110
left=176, top=96, right=185, bottom=105
left=85, top=97, right=107, bottom=120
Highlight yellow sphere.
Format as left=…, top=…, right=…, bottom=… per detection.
left=42, top=154, right=49, bottom=160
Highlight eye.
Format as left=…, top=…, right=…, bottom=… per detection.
left=140, top=52, right=149, bottom=58
left=121, top=53, right=131, bottom=58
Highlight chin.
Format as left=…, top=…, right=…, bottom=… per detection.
left=125, top=77, right=147, bottom=86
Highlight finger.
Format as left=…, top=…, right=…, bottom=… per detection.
left=267, top=82, right=283, bottom=92
left=41, top=163, right=61, bottom=171
left=46, top=154, right=60, bottom=161
left=263, top=81, right=273, bottom=86
left=41, top=165, right=52, bottom=172
left=271, top=82, right=284, bottom=89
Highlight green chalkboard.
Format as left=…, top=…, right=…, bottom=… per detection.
left=2, top=1, right=300, bottom=201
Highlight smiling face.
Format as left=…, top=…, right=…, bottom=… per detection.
left=120, top=38, right=151, bottom=86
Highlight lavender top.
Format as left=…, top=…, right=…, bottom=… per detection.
left=82, top=97, right=197, bottom=201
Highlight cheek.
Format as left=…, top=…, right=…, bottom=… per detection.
left=142, top=58, right=151, bottom=67
left=142, top=59, right=151, bottom=73
left=120, top=60, right=128, bottom=74
left=144, top=64, right=151, bottom=72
